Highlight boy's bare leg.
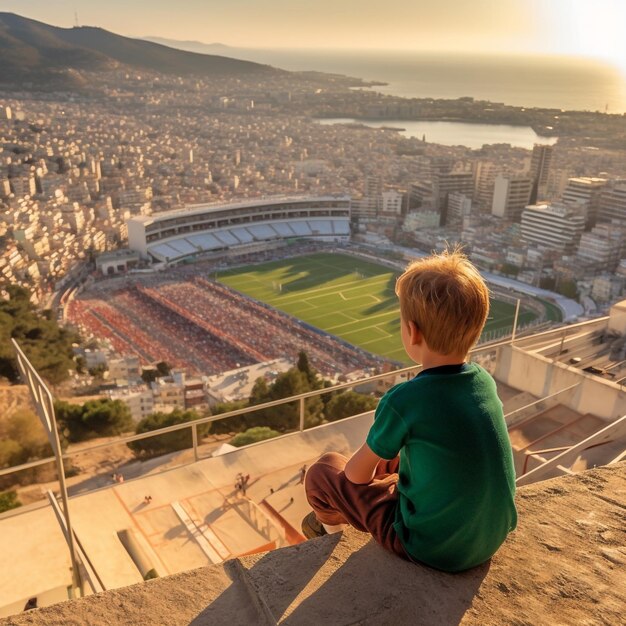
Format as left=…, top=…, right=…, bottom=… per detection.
left=304, top=452, right=408, bottom=559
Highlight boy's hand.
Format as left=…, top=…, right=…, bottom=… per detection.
left=345, top=443, right=382, bottom=484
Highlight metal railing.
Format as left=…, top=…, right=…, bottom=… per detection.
left=503, top=383, right=581, bottom=429
left=0, top=317, right=611, bottom=489
left=516, top=414, right=626, bottom=486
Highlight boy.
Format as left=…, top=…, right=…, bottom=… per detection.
left=302, top=249, right=517, bottom=572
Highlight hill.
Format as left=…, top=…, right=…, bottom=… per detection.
left=142, top=36, right=233, bottom=56
left=0, top=13, right=280, bottom=86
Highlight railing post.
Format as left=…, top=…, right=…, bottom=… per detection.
left=511, top=298, right=521, bottom=343
left=192, top=423, right=199, bottom=462
left=299, top=397, right=305, bottom=432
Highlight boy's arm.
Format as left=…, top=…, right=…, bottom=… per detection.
left=345, top=442, right=382, bottom=484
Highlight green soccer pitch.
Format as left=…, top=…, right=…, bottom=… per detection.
left=217, top=252, right=540, bottom=363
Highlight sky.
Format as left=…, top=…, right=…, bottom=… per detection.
left=4, top=0, right=626, bottom=73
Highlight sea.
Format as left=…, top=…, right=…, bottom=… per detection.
left=222, top=48, right=626, bottom=114
left=213, top=48, right=625, bottom=149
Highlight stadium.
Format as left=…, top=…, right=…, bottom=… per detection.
left=91, top=195, right=560, bottom=372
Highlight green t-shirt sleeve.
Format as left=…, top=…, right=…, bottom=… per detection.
left=366, top=391, right=409, bottom=460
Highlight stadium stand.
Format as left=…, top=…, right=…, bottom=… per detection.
left=127, top=196, right=351, bottom=263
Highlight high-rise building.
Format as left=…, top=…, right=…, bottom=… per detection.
left=354, top=175, right=383, bottom=220
left=381, top=190, right=404, bottom=217
left=491, top=175, right=532, bottom=221
left=576, top=223, right=625, bottom=275
left=447, top=192, right=472, bottom=226
left=598, top=181, right=626, bottom=225
left=562, top=177, right=608, bottom=227
left=521, top=202, right=585, bottom=253
left=529, top=144, right=553, bottom=204
left=434, top=171, right=474, bottom=226
left=473, top=161, right=504, bottom=211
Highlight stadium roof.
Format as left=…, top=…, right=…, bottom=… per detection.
left=128, top=194, right=352, bottom=224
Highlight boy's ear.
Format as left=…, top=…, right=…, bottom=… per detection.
left=407, top=320, right=422, bottom=345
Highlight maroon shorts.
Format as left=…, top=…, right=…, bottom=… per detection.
left=304, top=451, right=410, bottom=561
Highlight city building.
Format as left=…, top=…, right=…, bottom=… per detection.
left=433, top=171, right=474, bottom=226
left=529, top=144, right=553, bottom=204
left=576, top=223, right=625, bottom=275
left=380, top=190, right=403, bottom=217
left=95, top=250, right=141, bottom=275
left=521, top=202, right=585, bottom=253
left=491, top=175, right=532, bottom=221
left=562, top=177, right=608, bottom=227
left=108, top=385, right=154, bottom=421
left=446, top=192, right=472, bottom=226
left=598, top=181, right=626, bottom=225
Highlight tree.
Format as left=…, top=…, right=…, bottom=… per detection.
left=0, top=284, right=79, bottom=384
left=0, top=439, right=23, bottom=469
left=500, top=263, right=519, bottom=278
left=88, top=364, right=107, bottom=379
left=325, top=391, right=378, bottom=422
left=155, top=361, right=171, bottom=377
left=249, top=368, right=324, bottom=431
left=209, top=400, right=248, bottom=434
left=128, top=409, right=209, bottom=458
left=6, top=409, right=51, bottom=461
left=55, top=399, right=133, bottom=442
left=0, top=490, right=21, bottom=513
left=231, top=427, right=281, bottom=447
left=297, top=350, right=323, bottom=390
left=557, top=279, right=578, bottom=300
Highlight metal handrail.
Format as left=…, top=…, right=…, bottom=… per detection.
left=503, top=382, right=581, bottom=427
left=0, top=317, right=609, bottom=484
left=516, top=414, right=626, bottom=485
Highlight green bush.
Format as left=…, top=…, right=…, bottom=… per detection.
left=0, top=490, right=21, bottom=513
left=0, top=284, right=79, bottom=384
left=325, top=391, right=378, bottom=422
left=231, top=427, right=281, bottom=447
left=55, top=399, right=134, bottom=442
left=128, top=409, right=208, bottom=458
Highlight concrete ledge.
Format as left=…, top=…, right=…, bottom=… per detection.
left=3, top=464, right=624, bottom=625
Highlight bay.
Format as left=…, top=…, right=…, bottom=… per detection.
left=316, top=118, right=558, bottom=150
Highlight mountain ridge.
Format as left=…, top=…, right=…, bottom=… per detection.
left=0, top=12, right=280, bottom=87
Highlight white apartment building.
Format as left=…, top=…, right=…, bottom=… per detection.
left=108, top=385, right=154, bottom=421
left=492, top=175, right=532, bottom=221
left=576, top=223, right=625, bottom=274
left=381, top=190, right=403, bottom=216
left=447, top=192, right=472, bottom=225
left=599, top=181, right=626, bottom=224
left=521, top=202, right=585, bottom=253
left=402, top=211, right=440, bottom=232
left=562, top=177, right=607, bottom=226
left=108, top=355, right=142, bottom=382
left=592, top=274, right=626, bottom=303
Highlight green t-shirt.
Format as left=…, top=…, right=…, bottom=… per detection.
left=366, top=362, right=517, bottom=572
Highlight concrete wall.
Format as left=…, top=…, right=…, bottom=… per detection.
left=495, top=344, right=626, bottom=421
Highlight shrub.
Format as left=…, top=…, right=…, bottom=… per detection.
left=325, top=391, right=378, bottom=422
left=0, top=490, right=21, bottom=513
left=231, top=427, right=281, bottom=447
left=56, top=399, right=133, bottom=442
left=128, top=409, right=209, bottom=458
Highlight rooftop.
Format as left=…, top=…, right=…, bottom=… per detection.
left=2, top=463, right=623, bottom=625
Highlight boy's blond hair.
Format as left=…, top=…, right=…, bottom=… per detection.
left=395, top=248, right=489, bottom=356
